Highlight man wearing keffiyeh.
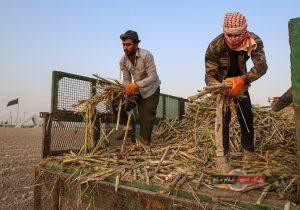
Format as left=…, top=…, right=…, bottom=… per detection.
left=205, top=12, right=268, bottom=174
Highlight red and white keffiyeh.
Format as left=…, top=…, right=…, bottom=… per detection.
left=223, top=12, right=256, bottom=55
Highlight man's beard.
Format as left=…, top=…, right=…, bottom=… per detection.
left=125, top=48, right=137, bottom=56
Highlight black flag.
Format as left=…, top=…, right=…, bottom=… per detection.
left=7, top=98, right=19, bottom=107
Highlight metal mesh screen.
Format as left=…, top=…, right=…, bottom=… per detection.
left=50, top=121, right=85, bottom=151
left=54, top=72, right=112, bottom=114
left=165, top=96, right=179, bottom=119
left=156, top=95, right=164, bottom=118
left=57, top=77, right=92, bottom=112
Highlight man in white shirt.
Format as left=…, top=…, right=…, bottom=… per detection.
left=119, top=30, right=161, bottom=147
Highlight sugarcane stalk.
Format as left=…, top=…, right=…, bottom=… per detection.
left=115, top=175, right=120, bottom=192
left=116, top=100, right=122, bottom=130
left=120, top=113, right=132, bottom=154
left=284, top=200, right=291, bottom=210
left=256, top=184, right=272, bottom=205
left=283, top=178, right=296, bottom=194
left=154, top=146, right=170, bottom=175
left=194, top=172, right=204, bottom=190
left=188, top=184, right=205, bottom=208
left=202, top=182, right=213, bottom=190
left=188, top=83, right=232, bottom=101
left=143, top=167, right=150, bottom=185
left=136, top=138, right=149, bottom=153
left=178, top=151, right=205, bottom=164
left=176, top=174, right=187, bottom=188
left=133, top=169, right=137, bottom=180
left=243, top=184, right=268, bottom=192
left=161, top=172, right=185, bottom=194
left=91, top=128, right=116, bottom=155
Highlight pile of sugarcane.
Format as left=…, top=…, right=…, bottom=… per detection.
left=41, top=80, right=299, bottom=205
left=157, top=97, right=297, bottom=175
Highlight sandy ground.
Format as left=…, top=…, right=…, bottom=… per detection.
left=0, top=128, right=42, bottom=209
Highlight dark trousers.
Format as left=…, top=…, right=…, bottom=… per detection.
left=119, top=87, right=160, bottom=142
left=222, top=92, right=254, bottom=154
left=136, top=87, right=160, bottom=141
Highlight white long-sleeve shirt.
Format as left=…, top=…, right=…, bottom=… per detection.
left=120, top=48, right=161, bottom=98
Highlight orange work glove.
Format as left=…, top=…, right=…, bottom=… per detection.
left=124, top=83, right=139, bottom=95
left=224, top=76, right=245, bottom=97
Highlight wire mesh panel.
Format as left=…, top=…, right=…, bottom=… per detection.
left=53, top=71, right=111, bottom=114
left=165, top=96, right=180, bottom=119
left=156, top=95, right=164, bottom=118
left=57, top=77, right=92, bottom=112
left=50, top=121, right=86, bottom=151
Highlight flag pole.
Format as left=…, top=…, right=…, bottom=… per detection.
left=9, top=112, right=12, bottom=125
left=16, top=97, right=19, bottom=125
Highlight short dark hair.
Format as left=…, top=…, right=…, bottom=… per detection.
left=120, top=30, right=140, bottom=43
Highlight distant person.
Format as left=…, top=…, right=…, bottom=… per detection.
left=205, top=12, right=268, bottom=173
left=119, top=30, right=161, bottom=147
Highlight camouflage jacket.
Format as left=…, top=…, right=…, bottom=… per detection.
left=205, top=33, right=268, bottom=86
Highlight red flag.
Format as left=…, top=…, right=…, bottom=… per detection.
left=7, top=98, right=18, bottom=107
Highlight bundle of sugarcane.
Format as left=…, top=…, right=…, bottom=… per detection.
left=74, top=74, right=136, bottom=113
left=72, top=74, right=137, bottom=154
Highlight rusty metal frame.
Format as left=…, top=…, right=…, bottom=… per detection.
left=40, top=112, right=52, bottom=158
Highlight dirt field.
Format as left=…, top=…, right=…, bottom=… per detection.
left=0, top=128, right=42, bottom=209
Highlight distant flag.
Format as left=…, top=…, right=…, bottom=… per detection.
left=7, top=98, right=19, bottom=107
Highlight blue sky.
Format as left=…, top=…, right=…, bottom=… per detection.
left=0, top=0, right=299, bottom=122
